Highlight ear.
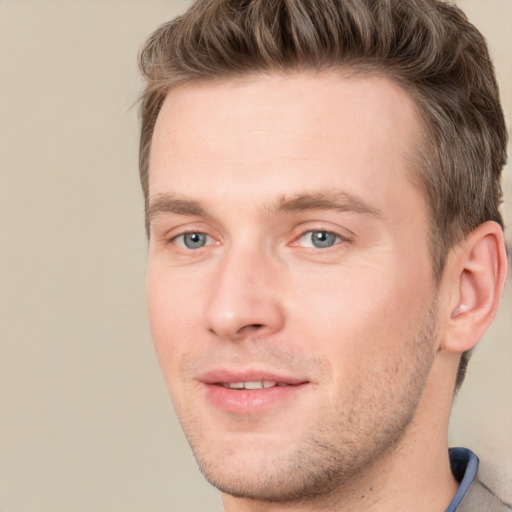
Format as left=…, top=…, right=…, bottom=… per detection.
left=441, top=221, right=508, bottom=353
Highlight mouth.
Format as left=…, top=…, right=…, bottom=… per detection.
left=199, top=371, right=310, bottom=414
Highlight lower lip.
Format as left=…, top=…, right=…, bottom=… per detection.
left=203, top=383, right=307, bottom=414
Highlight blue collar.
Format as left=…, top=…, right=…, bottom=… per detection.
left=445, top=447, right=479, bottom=512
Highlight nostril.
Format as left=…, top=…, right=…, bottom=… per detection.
left=237, top=323, right=265, bottom=336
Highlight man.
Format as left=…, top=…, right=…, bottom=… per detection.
left=138, top=0, right=509, bottom=510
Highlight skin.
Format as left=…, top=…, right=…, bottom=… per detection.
left=145, top=72, right=501, bottom=511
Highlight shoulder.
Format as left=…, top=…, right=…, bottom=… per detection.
left=448, top=448, right=512, bottom=512
left=457, top=477, right=512, bottom=512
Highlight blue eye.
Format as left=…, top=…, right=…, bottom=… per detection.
left=177, top=232, right=209, bottom=249
left=299, top=231, right=340, bottom=249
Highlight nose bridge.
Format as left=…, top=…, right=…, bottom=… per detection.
left=205, top=240, right=284, bottom=341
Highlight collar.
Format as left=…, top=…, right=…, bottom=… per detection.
left=445, top=447, right=479, bottom=512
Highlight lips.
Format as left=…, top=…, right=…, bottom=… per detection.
left=200, top=369, right=307, bottom=385
left=199, top=370, right=309, bottom=414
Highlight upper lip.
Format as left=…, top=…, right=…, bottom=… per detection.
left=198, top=369, right=309, bottom=386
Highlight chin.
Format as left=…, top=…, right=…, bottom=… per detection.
left=186, top=426, right=385, bottom=504
left=195, top=447, right=345, bottom=504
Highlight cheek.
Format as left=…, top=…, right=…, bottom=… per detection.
left=146, top=264, right=204, bottom=379
left=287, top=262, right=431, bottom=367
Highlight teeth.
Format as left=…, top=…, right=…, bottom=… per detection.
left=223, top=381, right=280, bottom=389
left=244, top=381, right=264, bottom=390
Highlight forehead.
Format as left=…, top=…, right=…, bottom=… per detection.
left=149, top=71, right=425, bottom=218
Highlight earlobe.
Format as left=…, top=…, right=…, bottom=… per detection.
left=442, top=221, right=508, bottom=353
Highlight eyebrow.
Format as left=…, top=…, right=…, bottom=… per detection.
left=148, top=194, right=207, bottom=223
left=147, top=189, right=382, bottom=224
left=271, top=191, right=382, bottom=217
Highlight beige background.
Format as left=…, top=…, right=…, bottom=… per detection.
left=0, top=1, right=510, bottom=511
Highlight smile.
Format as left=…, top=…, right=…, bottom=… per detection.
left=220, top=381, right=292, bottom=390
left=201, top=373, right=309, bottom=414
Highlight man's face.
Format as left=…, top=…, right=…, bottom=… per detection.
left=147, top=72, right=439, bottom=502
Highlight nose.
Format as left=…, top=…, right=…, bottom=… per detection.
left=205, top=248, right=285, bottom=342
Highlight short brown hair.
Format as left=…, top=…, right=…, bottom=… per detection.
left=138, top=0, right=507, bottom=388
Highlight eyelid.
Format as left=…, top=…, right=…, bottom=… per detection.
left=161, top=219, right=218, bottom=242
left=298, top=229, right=344, bottom=248
left=290, top=224, right=352, bottom=245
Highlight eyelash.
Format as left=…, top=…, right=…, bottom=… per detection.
left=171, top=231, right=216, bottom=250
left=294, top=229, right=349, bottom=250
